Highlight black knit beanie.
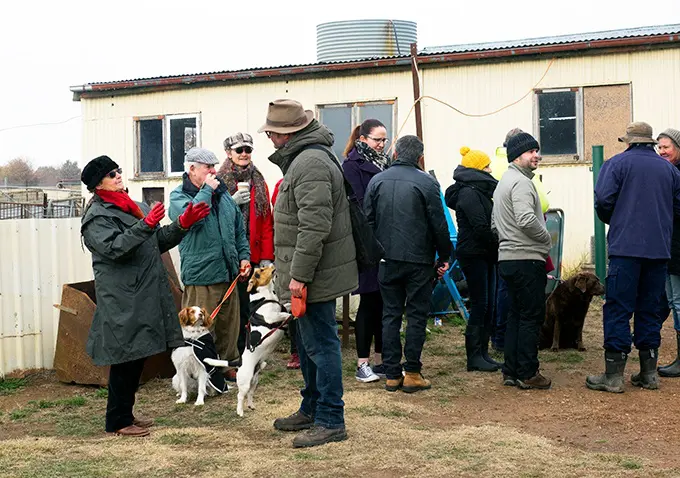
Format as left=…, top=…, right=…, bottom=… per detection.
left=81, top=155, right=119, bottom=191
left=507, top=132, right=540, bottom=162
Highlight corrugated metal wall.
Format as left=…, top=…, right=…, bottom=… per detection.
left=0, top=218, right=93, bottom=376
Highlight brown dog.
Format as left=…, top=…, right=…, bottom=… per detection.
left=539, top=272, right=605, bottom=351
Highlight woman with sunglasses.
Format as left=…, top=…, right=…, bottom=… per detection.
left=80, top=155, right=209, bottom=437
left=342, top=119, right=391, bottom=383
left=218, top=133, right=275, bottom=369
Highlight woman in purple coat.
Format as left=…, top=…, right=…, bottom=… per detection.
left=342, top=119, right=391, bottom=383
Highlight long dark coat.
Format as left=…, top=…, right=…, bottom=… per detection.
left=81, top=195, right=186, bottom=366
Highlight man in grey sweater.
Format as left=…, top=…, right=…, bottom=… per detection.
left=492, top=132, right=552, bottom=390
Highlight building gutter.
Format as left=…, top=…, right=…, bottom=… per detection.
left=70, top=33, right=679, bottom=101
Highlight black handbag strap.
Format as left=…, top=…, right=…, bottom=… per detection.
left=304, top=144, right=356, bottom=199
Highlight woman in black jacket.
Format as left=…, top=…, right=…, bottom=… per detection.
left=445, top=147, right=500, bottom=372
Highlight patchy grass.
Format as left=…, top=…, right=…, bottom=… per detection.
left=94, top=388, right=108, bottom=399
left=0, top=377, right=26, bottom=395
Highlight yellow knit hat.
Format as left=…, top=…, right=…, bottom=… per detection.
left=460, top=146, right=490, bottom=171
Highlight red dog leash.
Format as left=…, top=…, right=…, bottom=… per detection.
left=210, top=264, right=252, bottom=321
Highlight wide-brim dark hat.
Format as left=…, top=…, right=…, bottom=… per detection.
left=257, top=99, right=314, bottom=134
left=81, top=155, right=119, bottom=190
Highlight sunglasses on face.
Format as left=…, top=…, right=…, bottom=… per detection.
left=233, top=146, right=253, bottom=154
left=107, top=168, right=122, bottom=179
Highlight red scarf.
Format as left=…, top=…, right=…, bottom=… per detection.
left=95, top=189, right=144, bottom=219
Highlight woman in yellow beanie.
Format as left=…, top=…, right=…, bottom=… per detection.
left=445, top=147, right=501, bottom=372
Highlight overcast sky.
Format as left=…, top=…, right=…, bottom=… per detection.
left=1, top=0, right=679, bottom=168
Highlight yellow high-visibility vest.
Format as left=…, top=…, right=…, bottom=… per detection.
left=492, top=147, right=550, bottom=213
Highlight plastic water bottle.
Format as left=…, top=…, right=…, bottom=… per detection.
left=434, top=317, right=442, bottom=327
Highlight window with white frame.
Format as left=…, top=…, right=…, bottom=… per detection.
left=135, top=114, right=200, bottom=177
left=534, top=88, right=583, bottom=161
left=317, top=100, right=395, bottom=159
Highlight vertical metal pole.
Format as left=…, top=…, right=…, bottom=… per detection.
left=410, top=42, right=423, bottom=141
left=592, top=145, right=606, bottom=283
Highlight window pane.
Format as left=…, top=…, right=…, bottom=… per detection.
left=319, top=106, right=352, bottom=159
left=358, top=104, right=393, bottom=139
left=139, top=119, right=163, bottom=173
left=538, top=91, right=577, bottom=155
left=170, top=117, right=197, bottom=173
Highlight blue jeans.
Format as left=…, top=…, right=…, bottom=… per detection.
left=603, top=256, right=667, bottom=354
left=296, top=300, right=345, bottom=429
left=666, top=274, right=680, bottom=332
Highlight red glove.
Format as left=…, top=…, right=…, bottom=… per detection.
left=143, top=202, right=165, bottom=229
left=179, top=201, right=210, bottom=229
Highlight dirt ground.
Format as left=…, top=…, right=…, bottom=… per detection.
left=2, top=299, right=680, bottom=477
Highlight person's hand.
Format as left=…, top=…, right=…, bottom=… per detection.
left=178, top=202, right=210, bottom=229
left=289, top=278, right=306, bottom=297
left=437, top=262, right=450, bottom=279
left=204, top=173, right=219, bottom=190
left=239, top=260, right=252, bottom=278
left=143, top=202, right=165, bottom=229
left=231, top=189, right=251, bottom=206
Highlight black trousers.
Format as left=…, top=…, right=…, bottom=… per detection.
left=105, top=357, right=146, bottom=432
left=379, top=260, right=433, bottom=379
left=499, top=260, right=547, bottom=380
left=355, top=291, right=384, bottom=358
left=236, top=279, right=250, bottom=358
left=459, top=257, right=497, bottom=330
left=289, top=319, right=298, bottom=354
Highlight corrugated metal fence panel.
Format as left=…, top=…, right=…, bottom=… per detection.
left=0, top=218, right=93, bottom=376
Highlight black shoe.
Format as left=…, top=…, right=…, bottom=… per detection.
left=292, top=426, right=347, bottom=448
left=466, top=325, right=500, bottom=372
left=586, top=351, right=627, bottom=393
left=274, top=410, right=314, bottom=432
left=659, top=332, right=680, bottom=377
left=502, top=374, right=517, bottom=386
left=631, top=349, right=659, bottom=390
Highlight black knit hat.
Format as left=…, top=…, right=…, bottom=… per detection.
left=506, top=132, right=540, bottom=162
left=81, top=155, right=119, bottom=190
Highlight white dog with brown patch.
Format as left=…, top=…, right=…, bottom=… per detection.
left=205, top=265, right=291, bottom=416
left=172, top=306, right=230, bottom=406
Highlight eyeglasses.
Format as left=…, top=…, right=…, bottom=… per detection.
left=107, top=168, right=122, bottom=179
left=367, top=136, right=389, bottom=144
left=233, top=146, right=253, bottom=154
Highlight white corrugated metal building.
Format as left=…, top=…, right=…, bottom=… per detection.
left=2, top=22, right=680, bottom=375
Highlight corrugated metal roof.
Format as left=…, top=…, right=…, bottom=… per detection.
left=421, top=23, right=680, bottom=55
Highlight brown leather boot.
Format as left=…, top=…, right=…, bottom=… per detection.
left=133, top=417, right=154, bottom=428
left=385, top=377, right=403, bottom=392
left=110, top=425, right=150, bottom=437
left=402, top=372, right=431, bottom=393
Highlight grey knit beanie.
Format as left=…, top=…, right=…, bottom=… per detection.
left=658, top=128, right=680, bottom=149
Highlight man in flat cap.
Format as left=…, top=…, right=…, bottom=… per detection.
left=587, top=122, right=680, bottom=393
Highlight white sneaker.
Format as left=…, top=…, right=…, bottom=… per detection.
left=355, top=363, right=380, bottom=383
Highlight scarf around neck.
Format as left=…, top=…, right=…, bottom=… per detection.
left=217, top=158, right=270, bottom=237
left=355, top=140, right=390, bottom=171
left=94, top=189, right=144, bottom=219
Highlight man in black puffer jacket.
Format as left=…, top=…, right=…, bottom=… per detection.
left=445, top=146, right=500, bottom=374
left=364, top=135, right=451, bottom=393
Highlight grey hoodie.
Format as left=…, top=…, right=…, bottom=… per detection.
left=492, top=163, right=551, bottom=262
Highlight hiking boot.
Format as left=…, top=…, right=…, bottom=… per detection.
left=631, top=349, right=659, bottom=390
left=517, top=371, right=552, bottom=390
left=355, top=363, right=380, bottom=383
left=658, top=332, right=680, bottom=377
left=132, top=416, right=154, bottom=428
left=385, top=376, right=403, bottom=392
left=274, top=410, right=314, bottom=432
left=402, top=372, right=432, bottom=393
left=466, top=325, right=500, bottom=372
left=586, top=350, right=627, bottom=393
left=372, top=363, right=387, bottom=379
left=109, top=424, right=150, bottom=437
left=287, top=353, right=301, bottom=370
left=292, top=426, right=347, bottom=448
left=502, top=374, right=517, bottom=387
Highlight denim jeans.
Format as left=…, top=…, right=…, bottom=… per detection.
left=379, top=260, right=433, bottom=379
left=604, top=256, right=667, bottom=354
left=493, top=274, right=509, bottom=349
left=499, top=260, right=547, bottom=380
left=296, top=300, right=345, bottom=429
left=665, top=274, right=680, bottom=332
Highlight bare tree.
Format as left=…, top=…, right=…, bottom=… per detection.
left=59, top=160, right=81, bottom=180
left=35, top=166, right=61, bottom=187
left=3, top=157, right=37, bottom=187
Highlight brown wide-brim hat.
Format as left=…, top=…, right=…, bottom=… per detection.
left=257, top=99, right=314, bottom=134
left=618, top=121, right=657, bottom=144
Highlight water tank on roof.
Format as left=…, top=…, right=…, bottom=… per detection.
left=317, top=19, right=417, bottom=62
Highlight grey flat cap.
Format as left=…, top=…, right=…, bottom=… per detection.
left=185, top=147, right=219, bottom=165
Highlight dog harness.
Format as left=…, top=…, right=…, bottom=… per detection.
left=246, top=298, right=293, bottom=352
left=185, top=333, right=229, bottom=394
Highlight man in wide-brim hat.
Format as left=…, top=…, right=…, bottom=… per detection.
left=587, top=121, right=680, bottom=394
left=261, top=99, right=358, bottom=448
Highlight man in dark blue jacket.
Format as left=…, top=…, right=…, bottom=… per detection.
left=587, top=122, right=680, bottom=393
left=364, top=135, right=451, bottom=393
